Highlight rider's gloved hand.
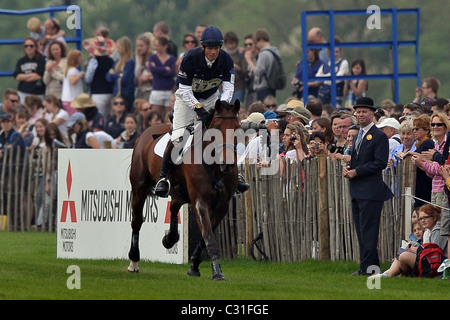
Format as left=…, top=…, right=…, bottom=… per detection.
left=194, top=103, right=209, bottom=121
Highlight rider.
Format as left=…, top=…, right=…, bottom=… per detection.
left=154, top=26, right=250, bottom=197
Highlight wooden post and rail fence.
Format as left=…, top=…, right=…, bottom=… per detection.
left=1, top=147, right=416, bottom=264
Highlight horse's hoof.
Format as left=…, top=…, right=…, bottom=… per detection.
left=162, top=233, right=179, bottom=249
left=212, top=274, right=226, bottom=281
left=127, top=261, right=139, bottom=273
left=187, top=265, right=201, bottom=277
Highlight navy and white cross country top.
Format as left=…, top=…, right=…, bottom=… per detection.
left=177, top=47, right=235, bottom=109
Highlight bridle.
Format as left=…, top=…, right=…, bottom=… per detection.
left=211, top=114, right=239, bottom=155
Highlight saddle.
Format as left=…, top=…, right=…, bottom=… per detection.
left=154, top=122, right=203, bottom=165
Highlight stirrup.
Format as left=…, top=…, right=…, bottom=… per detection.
left=236, top=174, right=250, bottom=194
left=154, top=178, right=171, bottom=197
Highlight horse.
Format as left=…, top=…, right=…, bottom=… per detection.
left=127, top=99, right=241, bottom=281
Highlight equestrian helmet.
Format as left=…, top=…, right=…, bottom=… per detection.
left=200, top=26, right=224, bottom=47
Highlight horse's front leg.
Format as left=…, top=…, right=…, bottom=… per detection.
left=192, top=199, right=225, bottom=281
left=127, top=183, right=148, bottom=273
left=162, top=199, right=182, bottom=249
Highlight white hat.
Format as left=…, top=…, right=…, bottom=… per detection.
left=377, top=118, right=400, bottom=130
left=241, top=112, right=265, bottom=124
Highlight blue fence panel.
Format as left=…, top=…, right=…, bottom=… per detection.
left=300, top=8, right=420, bottom=106
left=0, top=6, right=82, bottom=77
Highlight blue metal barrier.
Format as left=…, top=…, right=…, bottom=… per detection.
left=0, top=5, right=82, bottom=77
left=300, top=8, right=420, bottom=106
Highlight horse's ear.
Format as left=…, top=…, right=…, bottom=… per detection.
left=215, top=99, right=222, bottom=113
left=233, top=99, right=241, bottom=114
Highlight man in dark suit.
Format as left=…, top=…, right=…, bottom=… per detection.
left=343, top=97, right=394, bottom=276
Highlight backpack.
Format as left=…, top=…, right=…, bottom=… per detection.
left=265, top=50, right=286, bottom=91
left=412, top=243, right=446, bottom=278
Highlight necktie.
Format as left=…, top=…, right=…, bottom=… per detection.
left=355, top=129, right=364, bottom=153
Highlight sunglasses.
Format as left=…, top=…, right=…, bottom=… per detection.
left=113, top=101, right=125, bottom=105
left=184, top=40, right=196, bottom=44
left=244, top=43, right=253, bottom=47
left=431, top=123, right=445, bottom=127
left=24, top=44, right=35, bottom=48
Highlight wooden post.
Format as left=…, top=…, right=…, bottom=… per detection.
left=244, top=160, right=253, bottom=257
left=318, top=155, right=330, bottom=260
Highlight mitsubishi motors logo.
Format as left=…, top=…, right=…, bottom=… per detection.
left=60, top=161, right=77, bottom=223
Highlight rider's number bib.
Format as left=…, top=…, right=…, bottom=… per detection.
left=191, top=77, right=222, bottom=93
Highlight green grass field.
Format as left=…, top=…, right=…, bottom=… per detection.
left=1, top=232, right=449, bottom=301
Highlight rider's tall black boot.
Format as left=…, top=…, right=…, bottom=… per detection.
left=154, top=141, right=175, bottom=198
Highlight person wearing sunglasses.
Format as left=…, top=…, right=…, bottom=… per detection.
left=407, top=114, right=434, bottom=209
left=1, top=89, right=20, bottom=117
left=413, top=112, right=450, bottom=209
left=176, top=33, right=198, bottom=72
left=104, top=96, right=128, bottom=139
left=13, top=37, right=46, bottom=102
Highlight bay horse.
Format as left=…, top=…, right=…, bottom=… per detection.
left=127, top=99, right=240, bottom=281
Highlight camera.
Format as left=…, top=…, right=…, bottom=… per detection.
left=290, top=135, right=297, bottom=141
left=327, top=143, right=337, bottom=153
left=313, top=141, right=321, bottom=148
left=240, top=122, right=266, bottom=131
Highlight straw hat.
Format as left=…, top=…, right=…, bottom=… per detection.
left=82, top=36, right=116, bottom=56
left=71, top=93, right=96, bottom=109
left=286, top=99, right=304, bottom=111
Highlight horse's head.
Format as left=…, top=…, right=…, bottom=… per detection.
left=209, top=99, right=240, bottom=174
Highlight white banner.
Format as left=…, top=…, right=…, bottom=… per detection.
left=56, top=149, right=187, bottom=264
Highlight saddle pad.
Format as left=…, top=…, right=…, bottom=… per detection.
left=154, top=133, right=170, bottom=158
left=154, top=132, right=195, bottom=165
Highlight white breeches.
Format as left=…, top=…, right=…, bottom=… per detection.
left=171, top=90, right=219, bottom=146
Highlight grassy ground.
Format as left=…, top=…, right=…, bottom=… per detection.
left=1, top=232, right=449, bottom=301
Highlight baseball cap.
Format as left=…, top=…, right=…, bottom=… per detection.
left=376, top=117, right=400, bottom=130
left=241, top=112, right=265, bottom=124
left=0, top=114, right=14, bottom=122
left=263, top=110, right=279, bottom=124
left=67, top=112, right=86, bottom=127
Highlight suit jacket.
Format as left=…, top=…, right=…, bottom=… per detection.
left=349, top=124, right=394, bottom=201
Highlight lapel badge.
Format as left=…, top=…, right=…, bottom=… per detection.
left=366, top=134, right=372, bottom=141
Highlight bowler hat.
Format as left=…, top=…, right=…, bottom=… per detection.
left=353, top=97, right=376, bottom=111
